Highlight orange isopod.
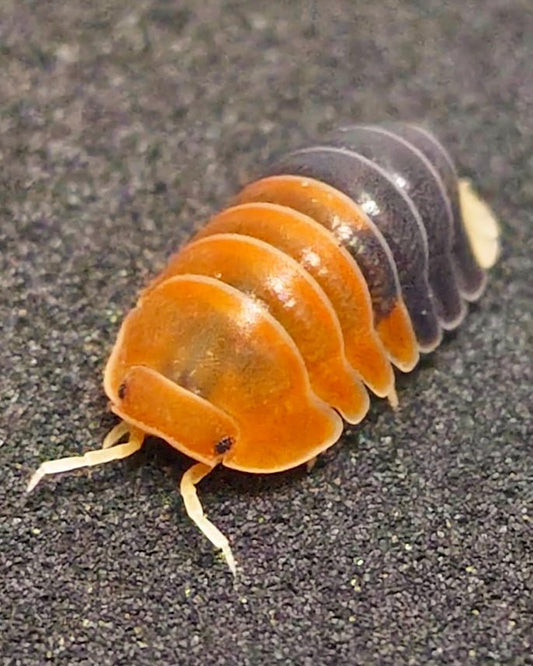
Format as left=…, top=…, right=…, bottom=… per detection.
left=28, top=123, right=500, bottom=574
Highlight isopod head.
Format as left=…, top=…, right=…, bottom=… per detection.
left=104, top=274, right=343, bottom=473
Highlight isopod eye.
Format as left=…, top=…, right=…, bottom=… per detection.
left=215, top=436, right=233, bottom=455
left=117, top=381, right=127, bottom=400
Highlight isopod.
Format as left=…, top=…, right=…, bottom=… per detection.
left=28, top=122, right=500, bottom=574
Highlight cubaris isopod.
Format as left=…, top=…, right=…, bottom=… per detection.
left=28, top=122, right=500, bottom=574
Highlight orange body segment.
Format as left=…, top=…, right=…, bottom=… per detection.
left=146, top=234, right=369, bottom=424
left=106, top=275, right=344, bottom=473
left=234, top=175, right=419, bottom=371
left=375, top=301, right=420, bottom=373
left=194, top=202, right=395, bottom=399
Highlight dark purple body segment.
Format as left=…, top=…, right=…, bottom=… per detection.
left=320, top=213, right=400, bottom=325
left=269, top=146, right=442, bottom=352
left=383, top=123, right=486, bottom=300
left=327, top=126, right=466, bottom=329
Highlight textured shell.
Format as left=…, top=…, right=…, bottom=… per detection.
left=104, top=123, right=499, bottom=474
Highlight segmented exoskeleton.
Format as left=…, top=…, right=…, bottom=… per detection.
left=28, top=123, right=500, bottom=574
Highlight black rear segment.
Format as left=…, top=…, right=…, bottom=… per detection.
left=327, top=125, right=466, bottom=329
left=384, top=123, right=486, bottom=300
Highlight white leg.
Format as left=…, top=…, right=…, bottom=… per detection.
left=388, top=387, right=399, bottom=410
left=102, top=421, right=130, bottom=449
left=306, top=456, right=318, bottom=472
left=27, top=429, right=145, bottom=493
left=180, top=462, right=237, bottom=576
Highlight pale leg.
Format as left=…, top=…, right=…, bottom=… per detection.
left=27, top=428, right=145, bottom=493
left=388, top=386, right=399, bottom=410
left=180, top=462, right=237, bottom=576
left=306, top=456, right=318, bottom=472
left=102, top=421, right=130, bottom=449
